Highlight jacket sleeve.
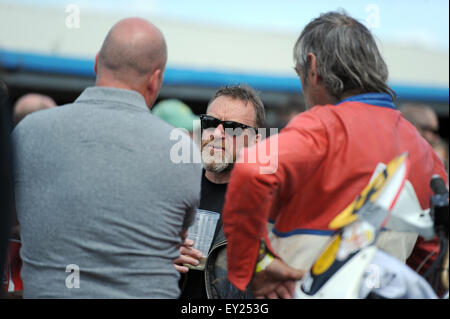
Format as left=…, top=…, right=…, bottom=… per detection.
left=222, top=111, right=329, bottom=291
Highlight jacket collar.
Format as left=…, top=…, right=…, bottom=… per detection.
left=335, top=92, right=396, bottom=109
left=75, top=86, right=149, bottom=112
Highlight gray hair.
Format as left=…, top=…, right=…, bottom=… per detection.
left=208, top=84, right=266, bottom=128
left=293, top=11, right=396, bottom=101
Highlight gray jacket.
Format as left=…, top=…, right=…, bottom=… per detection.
left=13, top=87, right=202, bottom=298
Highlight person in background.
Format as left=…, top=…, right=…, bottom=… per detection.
left=400, top=103, right=449, bottom=280
left=12, top=17, right=202, bottom=298
left=4, top=92, right=56, bottom=297
left=221, top=11, right=447, bottom=299
left=0, top=80, right=14, bottom=298
left=13, top=93, right=56, bottom=127
left=399, top=103, right=448, bottom=170
left=175, top=84, right=266, bottom=299
left=400, top=103, right=440, bottom=147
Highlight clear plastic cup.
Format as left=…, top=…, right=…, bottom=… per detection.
left=185, top=209, right=220, bottom=270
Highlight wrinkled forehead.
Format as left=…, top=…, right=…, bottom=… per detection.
left=206, top=96, right=256, bottom=127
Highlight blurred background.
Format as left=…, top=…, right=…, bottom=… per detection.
left=0, top=0, right=448, bottom=135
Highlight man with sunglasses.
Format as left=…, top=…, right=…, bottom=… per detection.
left=177, top=84, right=266, bottom=299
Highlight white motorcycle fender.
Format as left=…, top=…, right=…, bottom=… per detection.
left=370, top=162, right=435, bottom=240
left=294, top=246, right=378, bottom=299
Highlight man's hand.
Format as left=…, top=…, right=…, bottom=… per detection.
left=250, top=257, right=305, bottom=299
left=173, top=238, right=203, bottom=274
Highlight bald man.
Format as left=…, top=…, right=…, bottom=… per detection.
left=12, top=18, right=202, bottom=298
left=13, top=93, right=56, bottom=126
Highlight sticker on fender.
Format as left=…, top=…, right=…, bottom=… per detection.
left=336, top=220, right=375, bottom=261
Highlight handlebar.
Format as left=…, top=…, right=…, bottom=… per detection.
left=425, top=175, right=449, bottom=294
left=430, top=175, right=449, bottom=237
left=430, top=175, right=448, bottom=196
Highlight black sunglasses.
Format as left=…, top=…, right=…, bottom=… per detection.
left=200, top=114, right=258, bottom=136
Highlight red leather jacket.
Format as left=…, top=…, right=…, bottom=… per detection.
left=222, top=93, right=447, bottom=291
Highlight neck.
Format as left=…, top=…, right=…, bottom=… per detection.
left=96, top=77, right=132, bottom=90
left=338, top=89, right=364, bottom=101
left=96, top=75, right=148, bottom=99
left=96, top=79, right=151, bottom=109
left=205, top=169, right=230, bottom=184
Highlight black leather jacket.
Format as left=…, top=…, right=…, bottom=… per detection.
left=204, top=220, right=254, bottom=299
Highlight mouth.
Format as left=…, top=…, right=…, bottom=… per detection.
left=204, top=144, right=225, bottom=152
left=201, top=144, right=226, bottom=159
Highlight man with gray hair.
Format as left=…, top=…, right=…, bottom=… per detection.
left=221, top=11, right=447, bottom=298
left=12, top=17, right=202, bottom=298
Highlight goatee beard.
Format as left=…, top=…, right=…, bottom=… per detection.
left=201, top=145, right=234, bottom=173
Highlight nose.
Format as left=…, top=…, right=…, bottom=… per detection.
left=210, top=123, right=225, bottom=139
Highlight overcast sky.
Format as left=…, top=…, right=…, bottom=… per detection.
left=4, top=0, right=450, bottom=52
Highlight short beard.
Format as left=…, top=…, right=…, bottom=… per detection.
left=201, top=145, right=234, bottom=173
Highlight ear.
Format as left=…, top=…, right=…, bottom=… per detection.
left=306, top=53, right=319, bottom=85
left=145, top=68, right=164, bottom=108
left=148, top=69, right=163, bottom=95
left=94, top=53, right=99, bottom=75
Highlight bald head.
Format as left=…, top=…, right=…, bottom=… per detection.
left=95, top=18, right=167, bottom=109
left=96, top=18, right=167, bottom=86
left=13, top=93, right=57, bottom=126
